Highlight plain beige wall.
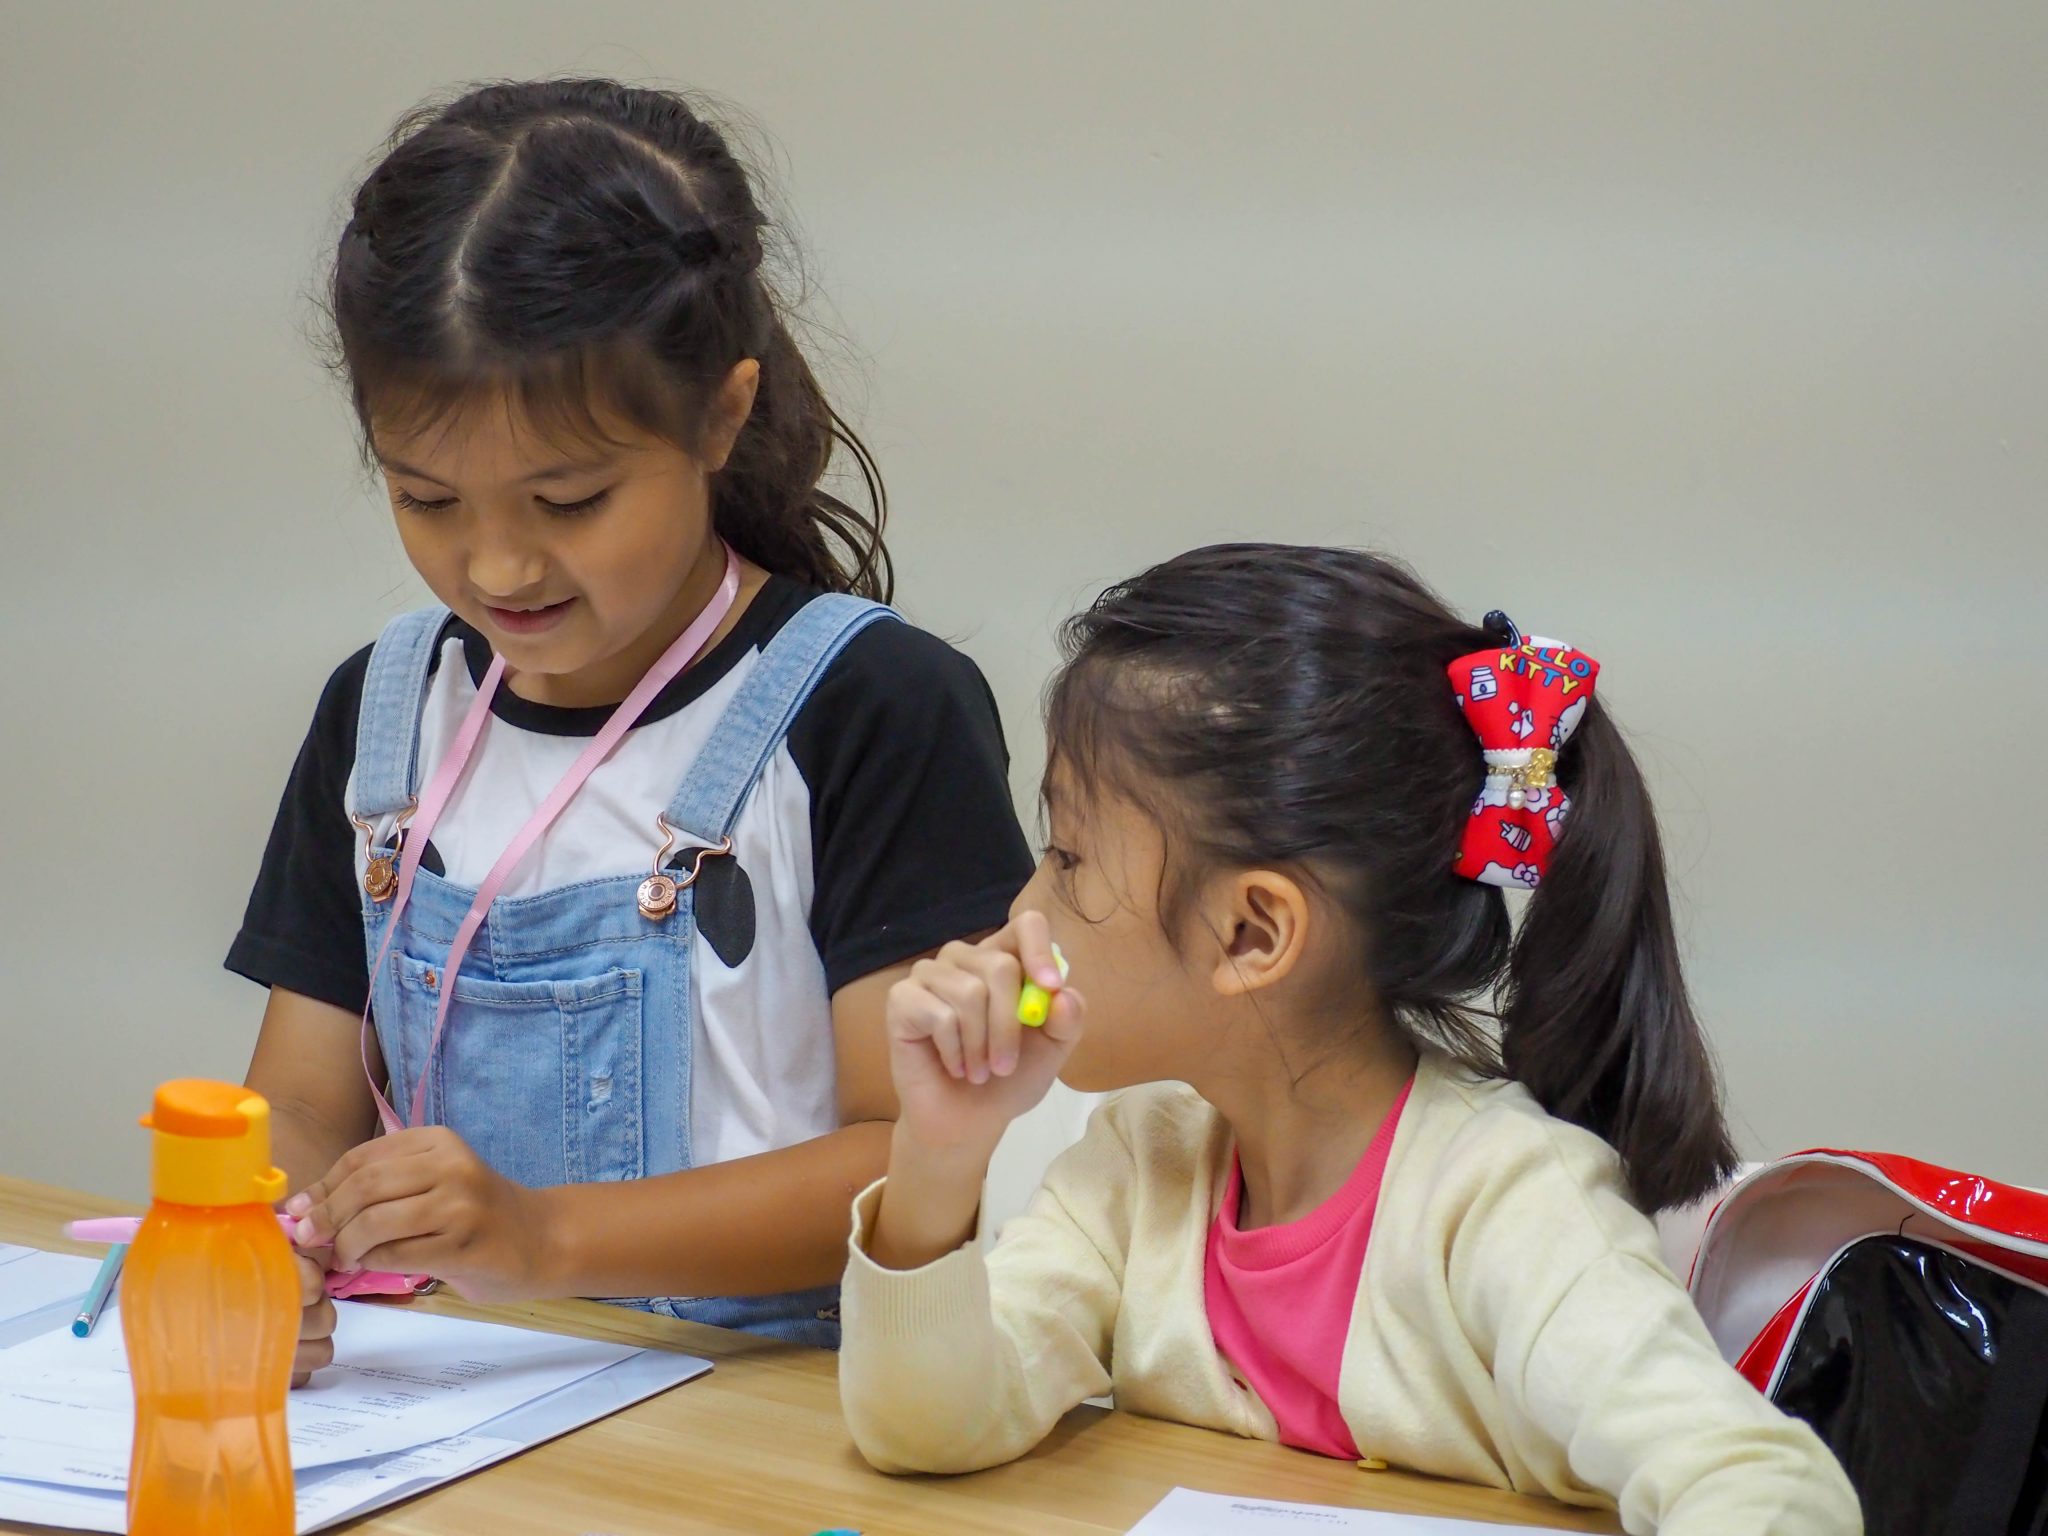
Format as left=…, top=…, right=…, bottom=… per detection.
left=3, top=3, right=2043, bottom=1228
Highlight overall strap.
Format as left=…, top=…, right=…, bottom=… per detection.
left=349, top=605, right=453, bottom=820
left=663, top=595, right=900, bottom=843
left=642, top=593, right=896, bottom=1179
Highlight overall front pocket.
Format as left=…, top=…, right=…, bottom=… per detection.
left=393, top=954, right=647, bottom=1189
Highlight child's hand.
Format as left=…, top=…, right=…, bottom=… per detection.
left=287, top=1128, right=554, bottom=1305
left=886, top=912, right=1085, bottom=1160
left=289, top=1244, right=336, bottom=1388
left=867, top=913, right=1084, bottom=1270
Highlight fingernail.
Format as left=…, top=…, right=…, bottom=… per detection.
left=285, top=1194, right=310, bottom=1216
left=993, top=1054, right=1016, bottom=1077
left=969, top=1065, right=988, bottom=1085
left=293, top=1217, right=318, bottom=1245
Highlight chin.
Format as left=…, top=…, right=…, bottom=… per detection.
left=483, top=623, right=588, bottom=668
left=1055, top=1056, right=1154, bottom=1095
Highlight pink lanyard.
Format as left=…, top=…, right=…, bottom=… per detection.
left=361, top=545, right=742, bottom=1134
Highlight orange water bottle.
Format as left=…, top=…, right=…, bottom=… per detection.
left=123, top=1080, right=298, bottom=1534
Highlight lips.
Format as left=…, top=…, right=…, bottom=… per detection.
left=482, top=597, right=577, bottom=635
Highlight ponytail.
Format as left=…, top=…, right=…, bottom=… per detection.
left=1044, top=544, right=1737, bottom=1213
left=712, top=316, right=891, bottom=602
left=1502, top=700, right=1738, bottom=1210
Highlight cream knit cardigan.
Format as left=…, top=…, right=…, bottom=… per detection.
left=840, top=1052, right=1861, bottom=1535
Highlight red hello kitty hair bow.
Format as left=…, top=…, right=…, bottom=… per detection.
left=1446, top=615, right=1600, bottom=891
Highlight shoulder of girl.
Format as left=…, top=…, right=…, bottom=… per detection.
left=1413, top=1074, right=1648, bottom=1234
left=1431, top=1075, right=1614, bottom=1172
left=311, top=609, right=454, bottom=726
left=302, top=642, right=376, bottom=753
left=791, top=613, right=1003, bottom=746
left=318, top=641, right=375, bottom=708
left=813, top=610, right=987, bottom=693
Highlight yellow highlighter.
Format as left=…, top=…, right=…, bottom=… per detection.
left=1017, top=944, right=1070, bottom=1027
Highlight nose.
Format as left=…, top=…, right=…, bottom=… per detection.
left=465, top=518, right=547, bottom=602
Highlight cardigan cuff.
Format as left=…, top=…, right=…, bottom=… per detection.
left=843, top=1176, right=992, bottom=1337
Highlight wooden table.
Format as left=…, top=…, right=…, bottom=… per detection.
left=0, top=1175, right=1617, bottom=1535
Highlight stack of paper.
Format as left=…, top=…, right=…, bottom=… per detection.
left=0, top=1247, right=709, bottom=1532
left=0, top=1243, right=102, bottom=1329
left=1128, top=1487, right=1562, bottom=1534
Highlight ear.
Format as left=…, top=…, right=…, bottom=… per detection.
left=1204, top=868, right=1311, bottom=998
left=699, top=358, right=761, bottom=473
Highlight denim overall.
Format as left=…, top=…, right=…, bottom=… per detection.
left=348, top=595, right=898, bottom=1347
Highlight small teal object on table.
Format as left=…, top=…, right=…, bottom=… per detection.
left=71, top=1243, right=128, bottom=1338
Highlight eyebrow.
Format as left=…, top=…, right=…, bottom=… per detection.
left=377, top=457, right=614, bottom=486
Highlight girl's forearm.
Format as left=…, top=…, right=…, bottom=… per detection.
left=864, top=1125, right=995, bottom=1271
left=263, top=1093, right=371, bottom=1201
left=530, top=1120, right=893, bottom=1298
left=244, top=986, right=384, bottom=1199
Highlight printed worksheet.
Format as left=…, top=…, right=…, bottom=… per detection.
left=0, top=1247, right=99, bottom=1327
left=0, top=1434, right=524, bottom=1534
left=0, top=1296, right=638, bottom=1489
left=1127, top=1488, right=1558, bottom=1535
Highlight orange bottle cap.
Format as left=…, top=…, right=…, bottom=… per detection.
left=143, top=1080, right=289, bottom=1207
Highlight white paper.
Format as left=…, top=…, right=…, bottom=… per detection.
left=0, top=1296, right=638, bottom=1489
left=0, top=1435, right=521, bottom=1534
left=1128, top=1488, right=1560, bottom=1535
left=0, top=1250, right=100, bottom=1326
left=292, top=1434, right=521, bottom=1527
left=0, top=1351, right=711, bottom=1532
left=0, top=1477, right=123, bottom=1533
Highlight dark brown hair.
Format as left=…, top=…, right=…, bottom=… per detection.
left=327, top=78, right=889, bottom=600
left=1046, top=543, right=1737, bottom=1211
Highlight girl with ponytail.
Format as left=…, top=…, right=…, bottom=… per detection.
left=232, top=80, right=1033, bottom=1369
left=838, top=545, right=1859, bottom=1533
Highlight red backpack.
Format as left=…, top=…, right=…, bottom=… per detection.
left=1688, top=1150, right=2048, bottom=1535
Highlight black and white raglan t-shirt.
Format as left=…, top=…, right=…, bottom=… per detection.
left=228, top=576, right=1035, bottom=1167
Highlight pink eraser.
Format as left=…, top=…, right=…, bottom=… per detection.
left=325, top=1269, right=427, bottom=1299
left=65, top=1218, right=143, bottom=1243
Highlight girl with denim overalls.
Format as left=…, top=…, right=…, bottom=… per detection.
left=229, top=81, right=1032, bottom=1379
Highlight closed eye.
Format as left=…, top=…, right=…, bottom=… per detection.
left=1044, top=845, right=1081, bottom=872
left=538, top=488, right=612, bottom=518
left=393, top=488, right=457, bottom=514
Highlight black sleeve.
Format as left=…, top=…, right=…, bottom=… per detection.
left=786, top=619, right=1036, bottom=993
left=224, top=647, right=373, bottom=1015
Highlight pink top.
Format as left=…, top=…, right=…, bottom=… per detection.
left=1202, top=1080, right=1413, bottom=1459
